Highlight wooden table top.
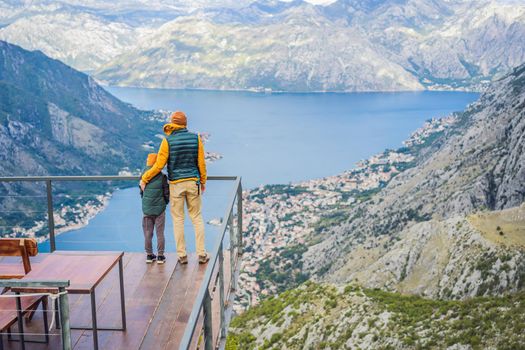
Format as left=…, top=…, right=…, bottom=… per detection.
left=13, top=251, right=123, bottom=294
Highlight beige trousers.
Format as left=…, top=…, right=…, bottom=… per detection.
left=169, top=180, right=206, bottom=257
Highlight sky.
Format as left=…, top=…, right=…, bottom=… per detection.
left=285, top=0, right=338, bottom=4
left=303, top=0, right=337, bottom=4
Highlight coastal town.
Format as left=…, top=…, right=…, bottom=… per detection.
left=4, top=113, right=458, bottom=306
left=8, top=194, right=110, bottom=243
left=403, top=115, right=458, bottom=147
left=6, top=131, right=222, bottom=243
left=234, top=114, right=459, bottom=312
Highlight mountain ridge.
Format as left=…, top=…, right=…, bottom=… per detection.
left=1, top=0, right=524, bottom=91
left=93, top=0, right=525, bottom=91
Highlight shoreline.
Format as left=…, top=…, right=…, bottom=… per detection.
left=234, top=114, right=460, bottom=313
left=105, top=84, right=483, bottom=95
left=10, top=192, right=112, bottom=244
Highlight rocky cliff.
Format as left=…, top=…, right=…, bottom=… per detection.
left=0, top=40, right=159, bottom=239
left=0, top=40, right=157, bottom=175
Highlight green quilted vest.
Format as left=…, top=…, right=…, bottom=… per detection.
left=165, top=128, right=200, bottom=182
left=141, top=166, right=167, bottom=216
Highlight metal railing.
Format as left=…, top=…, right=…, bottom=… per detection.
left=0, top=175, right=243, bottom=350
left=178, top=176, right=242, bottom=350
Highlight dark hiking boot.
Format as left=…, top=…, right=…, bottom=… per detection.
left=146, top=254, right=157, bottom=264
left=178, top=255, right=188, bottom=265
left=157, top=255, right=166, bottom=264
left=199, top=254, right=210, bottom=264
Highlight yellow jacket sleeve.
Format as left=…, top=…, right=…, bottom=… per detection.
left=198, top=135, right=207, bottom=184
left=142, top=138, right=169, bottom=183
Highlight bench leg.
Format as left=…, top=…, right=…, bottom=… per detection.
left=0, top=333, right=4, bottom=350
left=55, top=298, right=60, bottom=330
left=5, top=297, right=49, bottom=346
left=15, top=294, right=25, bottom=350
left=42, top=298, right=49, bottom=344
left=90, top=291, right=98, bottom=350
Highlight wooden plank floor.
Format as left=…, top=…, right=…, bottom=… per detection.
left=0, top=252, right=228, bottom=350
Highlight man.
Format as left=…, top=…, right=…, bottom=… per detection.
left=140, top=111, right=209, bottom=265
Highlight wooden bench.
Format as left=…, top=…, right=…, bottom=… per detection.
left=0, top=239, right=38, bottom=280
left=0, top=239, right=49, bottom=349
left=0, top=295, right=49, bottom=349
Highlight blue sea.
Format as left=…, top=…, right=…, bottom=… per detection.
left=41, top=89, right=479, bottom=253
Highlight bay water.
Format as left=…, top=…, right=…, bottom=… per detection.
left=43, top=89, right=479, bottom=253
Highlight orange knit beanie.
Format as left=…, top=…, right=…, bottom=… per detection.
left=170, top=111, right=187, bottom=126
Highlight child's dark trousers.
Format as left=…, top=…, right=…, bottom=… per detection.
left=142, top=211, right=166, bottom=255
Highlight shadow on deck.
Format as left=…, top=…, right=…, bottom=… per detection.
left=1, top=252, right=231, bottom=350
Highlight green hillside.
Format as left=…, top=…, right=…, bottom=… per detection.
left=228, top=282, right=525, bottom=350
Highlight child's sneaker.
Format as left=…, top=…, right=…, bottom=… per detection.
left=157, top=255, right=166, bottom=264
left=146, top=254, right=157, bottom=264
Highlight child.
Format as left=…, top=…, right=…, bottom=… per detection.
left=140, top=153, right=169, bottom=264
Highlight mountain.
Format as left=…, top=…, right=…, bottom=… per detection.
left=226, top=59, right=525, bottom=350
left=0, top=40, right=156, bottom=173
left=300, top=62, right=525, bottom=299
left=2, top=0, right=525, bottom=91
left=0, top=0, right=181, bottom=72
left=0, top=0, right=257, bottom=72
left=387, top=0, right=525, bottom=88
left=96, top=0, right=525, bottom=91
left=95, top=8, right=423, bottom=92
left=0, top=11, right=146, bottom=72
left=0, top=40, right=158, bottom=238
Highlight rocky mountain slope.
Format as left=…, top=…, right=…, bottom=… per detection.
left=95, top=10, right=422, bottom=92
left=300, top=62, right=525, bottom=298
left=0, top=40, right=156, bottom=174
left=0, top=12, right=147, bottom=73
left=1, top=0, right=524, bottom=91
left=0, top=0, right=192, bottom=72
left=96, top=0, right=525, bottom=91
left=0, top=40, right=159, bottom=238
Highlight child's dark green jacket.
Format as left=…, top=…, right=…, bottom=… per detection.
left=140, top=166, right=169, bottom=216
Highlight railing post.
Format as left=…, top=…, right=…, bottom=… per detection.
left=59, top=286, right=72, bottom=350
left=236, top=180, right=243, bottom=256
left=203, top=289, right=213, bottom=350
left=228, top=214, right=235, bottom=292
left=218, top=243, right=226, bottom=339
left=46, top=180, right=56, bottom=252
